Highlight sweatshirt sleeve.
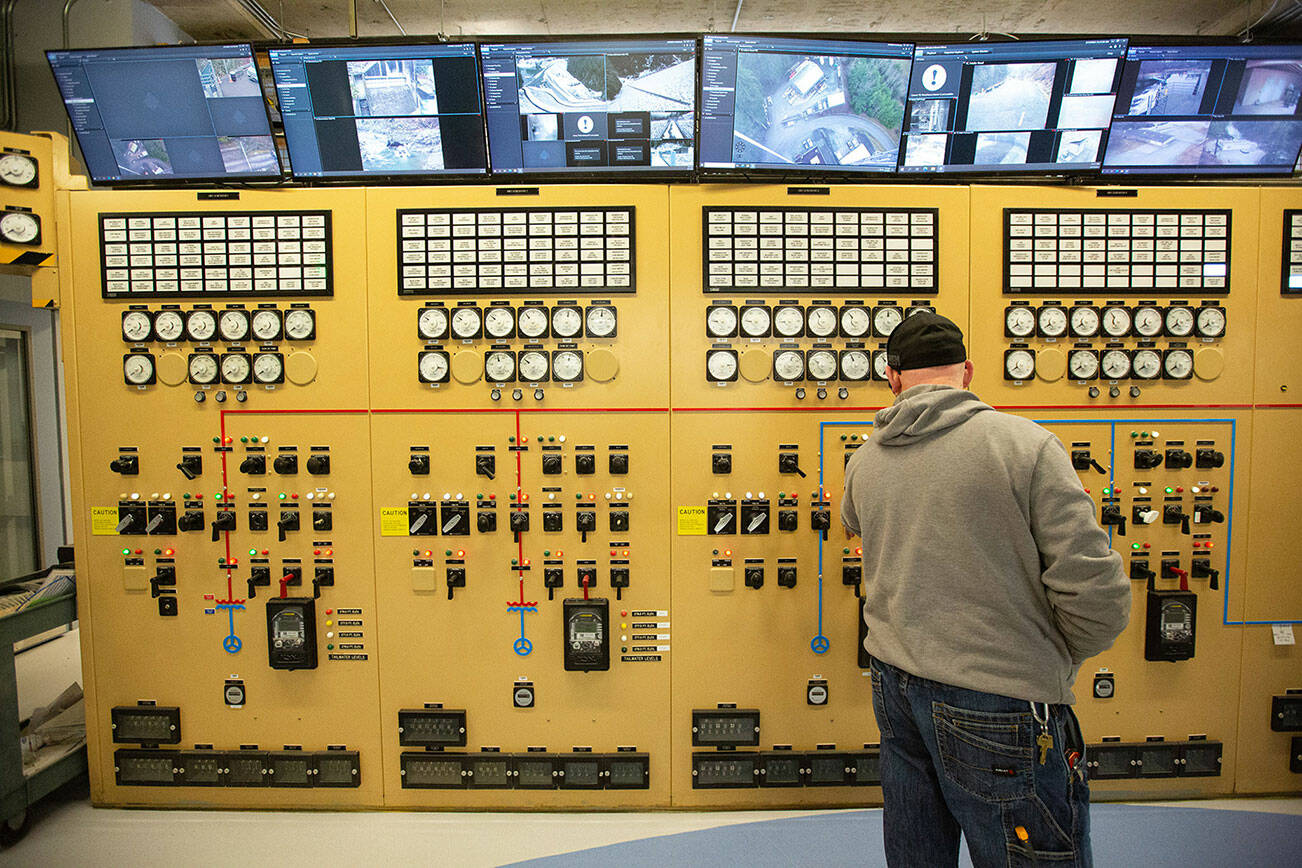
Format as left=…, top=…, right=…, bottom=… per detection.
left=840, top=460, right=861, bottom=537
left=1029, top=436, right=1129, bottom=665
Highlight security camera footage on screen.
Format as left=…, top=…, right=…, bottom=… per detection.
left=900, top=38, right=1128, bottom=173
left=1102, top=43, right=1302, bottom=176
left=699, top=35, right=912, bottom=173
left=480, top=38, right=697, bottom=174
left=268, top=43, right=487, bottom=178
left=46, top=44, right=280, bottom=184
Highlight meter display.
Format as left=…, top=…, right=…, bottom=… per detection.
left=470, top=757, right=511, bottom=788
left=691, top=708, right=760, bottom=747
left=401, top=753, right=466, bottom=788
left=110, top=705, right=181, bottom=744
left=398, top=708, right=467, bottom=747
left=759, top=753, right=802, bottom=787
left=563, top=598, right=609, bottom=671
left=1144, top=588, right=1197, bottom=661
left=692, top=754, right=758, bottom=788
left=604, top=754, right=650, bottom=789
left=560, top=757, right=602, bottom=789
left=266, top=597, right=318, bottom=669
left=514, top=756, right=556, bottom=788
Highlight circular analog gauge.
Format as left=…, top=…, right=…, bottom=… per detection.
left=518, top=350, right=549, bottom=382
left=1164, top=306, right=1194, bottom=337
left=517, top=306, right=548, bottom=339
left=840, top=306, right=870, bottom=338
left=0, top=211, right=38, bottom=243
left=1195, top=307, right=1225, bottom=338
left=0, top=153, right=37, bottom=186
left=1101, top=306, right=1132, bottom=337
left=1164, top=349, right=1193, bottom=379
left=873, top=306, right=904, bottom=337
left=840, top=350, right=871, bottom=381
left=774, top=350, right=804, bottom=381
left=252, top=352, right=283, bottom=384
left=740, top=305, right=771, bottom=337
left=907, top=306, right=935, bottom=317
left=585, top=305, right=617, bottom=338
left=484, top=307, right=515, bottom=339
left=251, top=309, right=282, bottom=342
left=185, top=309, right=216, bottom=342
left=706, top=350, right=737, bottom=381
left=806, top=306, right=837, bottom=338
left=284, top=309, right=314, bottom=341
left=188, top=353, right=218, bottom=384
left=1069, top=306, right=1100, bottom=338
left=1101, top=349, right=1131, bottom=380
left=418, top=307, right=449, bottom=340
left=706, top=306, right=738, bottom=337
left=123, top=354, right=154, bottom=385
left=1037, top=306, right=1068, bottom=338
left=1132, top=348, right=1161, bottom=379
left=807, top=349, right=837, bottom=381
left=1068, top=350, right=1099, bottom=380
left=1005, top=306, right=1035, bottom=338
left=1004, top=349, right=1035, bottom=381
left=122, top=311, right=152, bottom=342
left=221, top=353, right=251, bottom=384
left=485, top=351, right=515, bottom=382
left=773, top=306, right=804, bottom=338
left=551, top=307, right=581, bottom=339
left=1133, top=306, right=1163, bottom=338
left=451, top=307, right=483, bottom=339
left=218, top=309, right=250, bottom=343
left=552, top=350, right=582, bottom=381
left=418, top=351, right=448, bottom=383
left=153, top=310, right=184, bottom=342
left=873, top=351, right=890, bottom=380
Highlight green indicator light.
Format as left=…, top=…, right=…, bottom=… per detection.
left=240, top=436, right=248, bottom=443
left=1165, top=487, right=1174, bottom=494
left=183, top=493, right=191, bottom=500
left=154, top=548, right=161, bottom=555
left=843, top=548, right=850, bottom=554
left=548, top=436, right=555, bottom=442
left=576, top=493, right=582, bottom=500
left=544, top=550, right=551, bottom=556
left=840, top=434, right=847, bottom=441
left=476, top=493, right=483, bottom=500
left=278, top=492, right=286, bottom=500
left=1130, top=431, right=1138, bottom=438
left=1132, top=543, right=1141, bottom=550
left=122, top=548, right=130, bottom=556
left=511, top=559, right=519, bottom=565
left=412, top=550, right=419, bottom=557
left=212, top=437, right=220, bottom=443
left=248, top=548, right=257, bottom=556
left=445, top=550, right=452, bottom=557
left=508, top=436, right=515, bottom=443
left=851, top=434, right=859, bottom=441
left=509, top=493, right=516, bottom=501
left=1103, top=487, right=1111, bottom=496
left=327, top=644, right=334, bottom=651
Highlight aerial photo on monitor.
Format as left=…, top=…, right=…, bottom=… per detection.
left=965, top=62, right=1056, bottom=131
left=1128, top=60, right=1213, bottom=116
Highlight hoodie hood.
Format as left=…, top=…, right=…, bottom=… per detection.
left=873, top=385, right=992, bottom=446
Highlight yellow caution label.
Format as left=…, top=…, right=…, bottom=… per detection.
left=380, top=506, right=409, bottom=537
left=676, top=505, right=707, bottom=535
left=91, top=506, right=120, bottom=535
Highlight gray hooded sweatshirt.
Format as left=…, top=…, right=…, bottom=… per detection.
left=841, top=384, right=1128, bottom=704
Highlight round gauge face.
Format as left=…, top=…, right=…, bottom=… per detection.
left=0, top=211, right=38, bottom=243
left=840, top=306, right=870, bottom=338
left=807, top=349, right=837, bottom=381
left=218, top=309, right=250, bottom=342
left=517, top=307, right=548, bottom=339
left=451, top=307, right=483, bottom=339
left=251, top=309, right=282, bottom=342
left=1164, top=306, right=1194, bottom=337
left=585, top=306, right=617, bottom=337
left=873, top=306, right=904, bottom=337
left=252, top=353, right=283, bottom=384
left=122, top=311, right=151, bottom=342
left=221, top=354, right=251, bottom=384
left=806, top=306, right=837, bottom=338
left=1037, top=306, right=1068, bottom=338
left=840, top=350, right=871, bottom=381
left=551, top=307, right=581, bottom=338
left=1164, top=349, right=1193, bottom=379
left=740, top=306, right=771, bottom=337
left=1101, top=306, right=1132, bottom=337
left=418, top=307, right=449, bottom=340
left=0, top=153, right=36, bottom=186
left=485, top=350, right=515, bottom=382
left=1101, top=349, right=1131, bottom=380
left=1005, top=306, right=1035, bottom=338
left=1133, top=306, right=1163, bottom=338
left=284, top=309, right=314, bottom=340
left=552, top=350, right=582, bottom=381
left=1069, top=306, right=1100, bottom=338
left=1005, top=349, right=1035, bottom=381
left=706, top=350, right=737, bottom=381
left=123, top=354, right=154, bottom=385
left=185, top=310, right=216, bottom=342
left=518, top=350, right=549, bottom=382
left=153, top=310, right=184, bottom=342
left=419, top=351, right=448, bottom=383
left=873, top=351, right=889, bottom=380
left=1195, top=307, right=1225, bottom=338
left=773, top=306, right=804, bottom=337
left=706, top=306, right=738, bottom=337
left=907, top=306, right=935, bottom=317
left=188, top=353, right=218, bottom=384
left=774, top=350, right=804, bottom=381
left=484, top=307, right=515, bottom=338
left=1068, top=350, right=1099, bottom=380
left=1132, top=348, right=1161, bottom=379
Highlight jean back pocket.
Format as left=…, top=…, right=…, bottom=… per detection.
left=932, top=701, right=1035, bottom=803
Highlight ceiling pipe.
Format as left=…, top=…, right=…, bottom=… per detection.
left=731, top=0, right=742, bottom=32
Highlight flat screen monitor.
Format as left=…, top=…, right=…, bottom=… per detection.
left=1102, top=42, right=1302, bottom=176
left=480, top=37, right=697, bottom=175
left=46, top=43, right=281, bottom=184
left=268, top=42, right=487, bottom=179
left=699, top=35, right=913, bottom=173
left=900, top=38, right=1129, bottom=173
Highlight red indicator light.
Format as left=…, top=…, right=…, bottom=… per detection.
left=134, top=549, right=143, bottom=555
left=556, top=550, right=563, bottom=557
left=724, top=549, right=732, bottom=557
left=522, top=493, right=529, bottom=501
left=326, top=609, right=333, bottom=615
left=229, top=558, right=238, bottom=565
left=588, top=494, right=595, bottom=501
left=622, top=549, right=629, bottom=557
left=325, top=549, right=333, bottom=556
left=291, top=493, right=299, bottom=499
left=610, top=549, right=616, bottom=556
left=1205, top=542, right=1214, bottom=549
left=856, top=547, right=863, bottom=555
left=1142, top=543, right=1151, bottom=549
left=489, top=494, right=496, bottom=500
left=523, top=558, right=530, bottom=566
left=164, top=548, right=174, bottom=556
left=224, top=436, right=232, bottom=444
left=261, top=549, right=268, bottom=556
left=314, top=549, right=321, bottom=556
left=457, top=549, right=465, bottom=558
left=423, top=550, right=432, bottom=557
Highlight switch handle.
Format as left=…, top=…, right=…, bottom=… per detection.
left=1089, top=459, right=1107, bottom=475
left=177, top=461, right=197, bottom=480
left=115, top=515, right=135, bottom=533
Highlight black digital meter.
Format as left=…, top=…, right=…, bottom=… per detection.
left=267, top=597, right=318, bottom=670
left=1144, top=588, right=1196, bottom=662
left=563, top=598, right=609, bottom=671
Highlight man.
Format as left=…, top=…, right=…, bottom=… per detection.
left=840, top=311, right=1128, bottom=867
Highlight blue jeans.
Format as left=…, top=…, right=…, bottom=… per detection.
left=869, top=656, right=1092, bottom=867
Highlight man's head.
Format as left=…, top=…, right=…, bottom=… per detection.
left=884, top=311, right=974, bottom=396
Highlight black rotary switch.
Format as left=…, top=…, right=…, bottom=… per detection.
left=109, top=454, right=139, bottom=475
left=273, top=453, right=298, bottom=475
left=178, top=509, right=205, bottom=532
left=210, top=509, right=237, bottom=541
left=608, top=452, right=629, bottom=474
left=1070, top=450, right=1107, bottom=475
left=240, top=454, right=266, bottom=474
left=575, top=453, right=596, bottom=475
left=277, top=509, right=300, bottom=542
left=408, top=454, right=430, bottom=475
left=778, top=452, right=806, bottom=477
left=1163, top=504, right=1190, bottom=535
left=476, top=510, right=497, bottom=532
left=1164, top=448, right=1193, bottom=470
left=541, top=453, right=562, bottom=475
left=306, top=454, right=330, bottom=475
left=475, top=454, right=496, bottom=479
left=1101, top=504, right=1126, bottom=536
left=1192, top=504, right=1225, bottom=525
left=312, top=509, right=332, bottom=532
left=1195, top=448, right=1224, bottom=469
left=1133, top=449, right=1163, bottom=470
left=711, top=452, right=732, bottom=474
left=176, top=454, right=203, bottom=479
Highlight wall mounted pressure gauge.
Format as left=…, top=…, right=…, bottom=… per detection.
left=706, top=349, right=738, bottom=382
left=0, top=210, right=39, bottom=244
left=773, top=306, right=804, bottom=338
left=1132, top=348, right=1162, bottom=380
left=184, top=309, right=216, bottom=342
left=1163, top=348, right=1193, bottom=379
left=1005, top=306, right=1035, bottom=338
left=418, top=350, right=449, bottom=383
left=218, top=309, right=250, bottom=343
left=484, top=306, right=515, bottom=339
left=251, top=309, right=282, bottom=342
left=121, top=310, right=152, bottom=343
left=484, top=350, right=516, bottom=383
left=1164, top=306, right=1194, bottom=338
left=585, top=305, right=617, bottom=338
left=1037, top=306, right=1068, bottom=338
left=0, top=153, right=38, bottom=187
left=739, top=305, right=771, bottom=337
left=1068, top=349, right=1099, bottom=380
left=839, top=306, right=870, bottom=338
left=1101, top=349, right=1131, bottom=380
left=840, top=349, right=870, bottom=381
left=284, top=309, right=315, bottom=341
left=1132, top=306, right=1163, bottom=338
left=872, top=306, right=903, bottom=337
left=518, top=350, right=549, bottom=382
left=805, top=306, right=837, bottom=339
left=1069, top=306, right=1100, bottom=338
left=517, top=306, right=548, bottom=339
left=1195, top=307, right=1225, bottom=338
left=907, top=305, right=935, bottom=318
left=1004, top=349, right=1035, bottom=381
left=1101, top=306, right=1132, bottom=338
left=773, top=349, right=804, bottom=382
left=188, top=353, right=219, bottom=385
left=550, top=306, right=581, bottom=339
left=153, top=310, right=184, bottom=343
left=552, top=350, right=583, bottom=382
left=451, top=307, right=483, bottom=340
left=221, top=352, right=252, bottom=384
left=806, top=349, right=837, bottom=381
left=872, top=350, right=890, bottom=380
left=418, top=307, right=449, bottom=341
left=123, top=353, right=155, bottom=386
left=706, top=305, right=738, bottom=338
left=253, top=352, right=284, bottom=384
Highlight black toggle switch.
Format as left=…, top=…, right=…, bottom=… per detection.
left=1134, top=449, right=1163, bottom=470
left=810, top=508, right=830, bottom=541
left=744, top=565, right=764, bottom=589
left=1071, top=450, right=1107, bottom=475
left=1163, top=504, right=1190, bottom=534
left=575, top=453, right=596, bottom=475
left=541, top=453, right=562, bottom=475
left=277, top=509, right=300, bottom=542
left=475, top=454, right=495, bottom=479
left=779, top=452, right=807, bottom=478
left=312, top=508, right=332, bottom=532
left=248, top=509, right=269, bottom=532
left=608, top=452, right=629, bottom=475
left=777, top=509, right=798, bottom=532
left=1195, top=448, right=1225, bottom=469
left=273, top=454, right=298, bottom=475
left=1129, top=560, right=1156, bottom=582
left=610, top=566, right=629, bottom=600
left=1165, top=449, right=1193, bottom=470
left=176, top=454, right=202, bottom=480
left=510, top=509, right=529, bottom=542
left=476, top=510, right=497, bottom=533
left=178, top=509, right=205, bottom=532
left=408, top=454, right=430, bottom=475
left=306, top=454, right=330, bottom=475
left=240, top=454, right=266, bottom=474
left=314, top=566, right=334, bottom=587
left=446, top=566, right=466, bottom=600
left=153, top=565, right=176, bottom=587
left=110, top=454, right=139, bottom=475
left=711, top=452, right=732, bottom=474
left=1190, top=558, right=1220, bottom=590
left=842, top=563, right=862, bottom=597
left=1192, top=504, right=1225, bottom=525
left=609, top=509, right=629, bottom=532
left=777, top=565, right=797, bottom=588
left=1101, top=504, right=1126, bottom=536
left=576, top=509, right=596, bottom=543
left=210, top=509, right=236, bottom=541
left=544, top=566, right=564, bottom=601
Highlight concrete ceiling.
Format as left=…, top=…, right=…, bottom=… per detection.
left=150, top=0, right=1281, bottom=43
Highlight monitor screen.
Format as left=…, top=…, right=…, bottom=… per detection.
left=1102, top=42, right=1302, bottom=176
left=699, top=35, right=912, bottom=173
left=901, top=38, right=1129, bottom=173
left=480, top=38, right=697, bottom=175
left=268, top=42, right=487, bottom=179
left=46, top=43, right=281, bottom=184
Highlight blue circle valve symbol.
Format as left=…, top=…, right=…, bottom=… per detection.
left=810, top=634, right=830, bottom=654
left=223, top=633, right=242, bottom=654
left=514, top=636, right=533, bottom=656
